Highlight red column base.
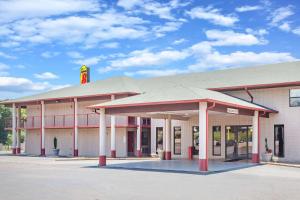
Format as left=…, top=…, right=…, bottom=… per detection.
left=165, top=151, right=172, bottom=160
left=41, top=148, right=45, bottom=156
left=199, top=159, right=208, bottom=171
left=16, top=147, right=21, bottom=154
left=111, top=150, right=116, bottom=158
left=99, top=156, right=106, bottom=167
left=252, top=153, right=260, bottom=163
left=74, top=149, right=78, bottom=157
left=12, top=148, right=16, bottom=155
left=136, top=150, right=142, bottom=157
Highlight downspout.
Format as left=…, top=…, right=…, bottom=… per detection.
left=207, top=102, right=216, bottom=110
left=245, top=87, right=254, bottom=103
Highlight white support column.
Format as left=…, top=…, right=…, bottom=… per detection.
left=74, top=98, right=78, bottom=157
left=99, top=108, right=107, bottom=166
left=252, top=110, right=260, bottom=163
left=165, top=116, right=172, bottom=160
left=16, top=107, right=21, bottom=154
left=12, top=103, right=17, bottom=154
left=110, top=95, right=116, bottom=158
left=41, top=101, right=45, bottom=156
left=199, top=102, right=208, bottom=171
left=136, top=117, right=142, bottom=157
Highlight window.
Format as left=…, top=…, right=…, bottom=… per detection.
left=173, top=127, right=181, bottom=155
left=192, top=126, right=199, bottom=155
left=290, top=89, right=300, bottom=107
left=212, top=126, right=221, bottom=156
left=274, top=125, right=284, bottom=157
left=128, top=116, right=136, bottom=125
left=156, top=127, right=163, bottom=153
left=142, top=118, right=151, bottom=126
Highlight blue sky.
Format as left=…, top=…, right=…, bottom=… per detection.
left=0, top=0, right=300, bottom=99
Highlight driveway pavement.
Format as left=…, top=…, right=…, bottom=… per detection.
left=1, top=155, right=300, bottom=200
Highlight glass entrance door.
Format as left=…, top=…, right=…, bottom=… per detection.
left=141, top=127, right=151, bottom=155
left=225, top=126, right=252, bottom=160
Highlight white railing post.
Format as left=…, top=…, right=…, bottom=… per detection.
left=99, top=108, right=107, bottom=166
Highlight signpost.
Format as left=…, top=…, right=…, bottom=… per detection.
left=227, top=108, right=239, bottom=114
left=80, top=65, right=90, bottom=84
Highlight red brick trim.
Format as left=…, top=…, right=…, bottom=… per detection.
left=99, top=156, right=106, bottom=166
left=111, top=150, right=116, bottom=158
left=199, top=159, right=208, bottom=171
left=165, top=151, right=172, bottom=160
left=74, top=149, right=78, bottom=157
left=252, top=153, right=259, bottom=163
left=41, top=148, right=45, bottom=156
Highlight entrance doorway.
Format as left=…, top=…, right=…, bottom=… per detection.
left=141, top=128, right=151, bottom=156
left=225, top=126, right=252, bottom=161
left=127, top=131, right=135, bottom=156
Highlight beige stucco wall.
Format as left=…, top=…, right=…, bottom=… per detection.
left=24, top=86, right=300, bottom=162
left=150, top=86, right=300, bottom=162
left=24, top=99, right=130, bottom=157
left=226, top=86, right=300, bottom=162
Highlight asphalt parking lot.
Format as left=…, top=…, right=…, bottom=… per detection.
left=1, top=155, right=300, bottom=200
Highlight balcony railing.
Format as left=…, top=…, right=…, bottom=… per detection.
left=45, top=114, right=74, bottom=128
left=4, top=114, right=138, bottom=129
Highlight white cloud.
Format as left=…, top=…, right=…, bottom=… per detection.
left=41, top=51, right=60, bottom=58
left=34, top=72, right=59, bottom=80
left=1, top=10, right=149, bottom=48
left=100, top=49, right=189, bottom=73
left=73, top=56, right=103, bottom=66
left=188, top=43, right=296, bottom=71
left=0, top=76, right=68, bottom=93
left=67, top=51, right=83, bottom=59
left=235, top=5, right=263, bottom=12
left=205, top=29, right=267, bottom=46
left=125, top=69, right=187, bottom=77
left=292, top=27, right=300, bottom=36
left=153, top=21, right=183, bottom=37
left=187, top=6, right=238, bottom=27
left=0, top=51, right=16, bottom=59
left=117, top=0, right=189, bottom=20
left=172, top=38, right=187, bottom=45
left=0, top=63, right=10, bottom=71
left=269, top=6, right=294, bottom=26
left=245, top=28, right=268, bottom=36
left=117, top=0, right=142, bottom=10
left=0, top=0, right=100, bottom=24
left=101, top=42, right=120, bottom=49
left=279, top=22, right=291, bottom=32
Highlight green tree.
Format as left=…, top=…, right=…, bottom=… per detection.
left=0, top=105, right=11, bottom=145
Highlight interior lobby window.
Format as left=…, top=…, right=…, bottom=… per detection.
left=274, top=125, right=284, bottom=157
left=156, top=127, right=163, bottom=153
left=174, top=127, right=181, bottom=155
left=290, top=89, right=300, bottom=107
left=192, top=126, right=199, bottom=155
left=213, top=126, right=221, bottom=156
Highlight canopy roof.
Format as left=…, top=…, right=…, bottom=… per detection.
left=3, top=76, right=140, bottom=104
left=88, top=86, right=276, bottom=113
left=2, top=61, right=300, bottom=104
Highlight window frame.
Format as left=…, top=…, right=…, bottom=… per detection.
left=274, top=124, right=285, bottom=158
left=156, top=127, right=163, bottom=153
left=192, top=126, right=199, bottom=155
left=289, top=89, right=300, bottom=107
left=212, top=126, right=222, bottom=156
left=173, top=126, right=181, bottom=155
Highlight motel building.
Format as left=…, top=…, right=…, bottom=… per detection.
left=2, top=61, right=300, bottom=171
